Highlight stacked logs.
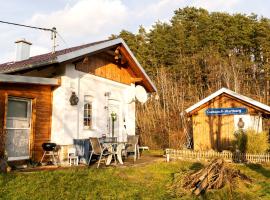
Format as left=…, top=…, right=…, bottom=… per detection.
left=182, top=158, right=251, bottom=195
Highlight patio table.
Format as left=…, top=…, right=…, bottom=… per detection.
left=103, top=142, right=126, bottom=165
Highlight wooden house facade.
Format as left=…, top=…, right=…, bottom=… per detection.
left=185, top=88, right=270, bottom=151
left=0, top=76, right=59, bottom=161
left=0, top=38, right=156, bottom=162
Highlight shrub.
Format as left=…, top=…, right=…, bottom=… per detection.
left=245, top=129, right=269, bottom=154
left=234, top=129, right=269, bottom=153
left=233, top=130, right=247, bottom=153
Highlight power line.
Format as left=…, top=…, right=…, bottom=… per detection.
left=0, top=20, right=54, bottom=32
left=0, top=20, right=70, bottom=53
left=0, top=20, right=59, bottom=53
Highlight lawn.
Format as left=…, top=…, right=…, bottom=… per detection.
left=0, top=157, right=270, bottom=200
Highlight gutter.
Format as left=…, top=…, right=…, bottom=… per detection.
left=77, top=74, right=84, bottom=139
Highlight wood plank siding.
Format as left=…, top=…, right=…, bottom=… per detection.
left=192, top=94, right=260, bottom=151
left=118, top=45, right=154, bottom=92
left=0, top=83, right=52, bottom=161
left=75, top=51, right=141, bottom=86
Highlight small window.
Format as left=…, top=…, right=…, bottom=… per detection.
left=84, top=96, right=93, bottom=129
left=7, top=99, right=29, bottom=118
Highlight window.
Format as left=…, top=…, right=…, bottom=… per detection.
left=84, top=96, right=93, bottom=129
left=8, top=99, right=29, bottom=118
left=7, top=98, right=32, bottom=129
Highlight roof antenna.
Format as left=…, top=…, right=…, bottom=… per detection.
left=51, top=27, right=57, bottom=54
left=0, top=20, right=59, bottom=54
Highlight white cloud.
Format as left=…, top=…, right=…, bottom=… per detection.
left=28, top=0, right=128, bottom=44
left=0, top=0, right=129, bottom=63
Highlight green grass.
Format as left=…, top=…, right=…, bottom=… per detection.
left=0, top=160, right=270, bottom=200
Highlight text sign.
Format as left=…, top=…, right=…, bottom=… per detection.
left=205, top=108, right=247, bottom=116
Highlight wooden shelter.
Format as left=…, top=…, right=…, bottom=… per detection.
left=185, top=88, right=270, bottom=151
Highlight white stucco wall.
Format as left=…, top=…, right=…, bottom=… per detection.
left=51, top=63, right=136, bottom=145
left=234, top=114, right=263, bottom=132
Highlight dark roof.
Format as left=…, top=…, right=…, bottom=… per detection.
left=0, top=39, right=111, bottom=73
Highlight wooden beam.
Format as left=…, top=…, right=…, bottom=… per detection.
left=120, top=56, right=127, bottom=65
left=131, top=77, right=143, bottom=83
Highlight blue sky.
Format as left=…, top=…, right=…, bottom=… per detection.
left=0, top=0, right=269, bottom=63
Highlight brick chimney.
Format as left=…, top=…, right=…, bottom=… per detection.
left=15, top=39, right=32, bottom=61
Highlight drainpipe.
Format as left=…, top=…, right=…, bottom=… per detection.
left=77, top=74, right=84, bottom=139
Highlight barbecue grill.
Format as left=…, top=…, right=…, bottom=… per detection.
left=40, top=142, right=60, bottom=165
left=42, top=143, right=57, bottom=151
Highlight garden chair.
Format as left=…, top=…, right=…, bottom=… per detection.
left=88, top=137, right=116, bottom=168
left=125, top=135, right=140, bottom=162
left=68, top=147, right=79, bottom=166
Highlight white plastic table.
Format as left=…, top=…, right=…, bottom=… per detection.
left=105, top=142, right=126, bottom=165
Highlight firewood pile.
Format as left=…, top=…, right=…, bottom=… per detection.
left=182, top=158, right=252, bottom=195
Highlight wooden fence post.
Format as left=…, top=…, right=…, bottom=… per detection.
left=166, top=153, right=170, bottom=162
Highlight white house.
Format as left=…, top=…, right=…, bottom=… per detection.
left=0, top=38, right=156, bottom=162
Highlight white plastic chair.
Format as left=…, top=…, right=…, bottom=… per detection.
left=88, top=137, right=116, bottom=168
left=125, top=135, right=140, bottom=162
left=68, top=147, right=79, bottom=166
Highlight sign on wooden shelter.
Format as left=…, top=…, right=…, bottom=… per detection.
left=205, top=108, right=247, bottom=116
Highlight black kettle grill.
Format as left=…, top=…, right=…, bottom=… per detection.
left=42, top=143, right=57, bottom=151
left=40, top=142, right=60, bottom=165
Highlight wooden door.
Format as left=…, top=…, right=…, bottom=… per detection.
left=5, top=97, right=32, bottom=161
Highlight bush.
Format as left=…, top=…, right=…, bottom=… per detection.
left=245, top=129, right=269, bottom=154
left=234, top=129, right=270, bottom=153
left=234, top=130, right=247, bottom=153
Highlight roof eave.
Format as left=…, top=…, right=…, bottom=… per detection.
left=185, top=88, right=270, bottom=114
left=2, top=59, right=58, bottom=74
left=0, top=74, right=60, bottom=86
left=56, top=39, right=122, bottom=63
left=119, top=39, right=157, bottom=93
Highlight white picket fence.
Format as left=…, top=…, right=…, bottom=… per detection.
left=165, top=149, right=270, bottom=163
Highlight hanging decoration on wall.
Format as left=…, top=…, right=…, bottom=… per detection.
left=111, top=111, right=117, bottom=137
left=111, top=111, right=117, bottom=121
left=237, top=118, right=245, bottom=129
left=69, top=92, right=79, bottom=105
left=114, top=47, right=122, bottom=63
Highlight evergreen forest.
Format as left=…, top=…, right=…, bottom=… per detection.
left=111, top=7, right=270, bottom=149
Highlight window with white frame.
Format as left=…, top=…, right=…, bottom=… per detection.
left=84, top=95, right=93, bottom=129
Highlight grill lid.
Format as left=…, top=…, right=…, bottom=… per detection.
left=42, top=143, right=57, bottom=151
